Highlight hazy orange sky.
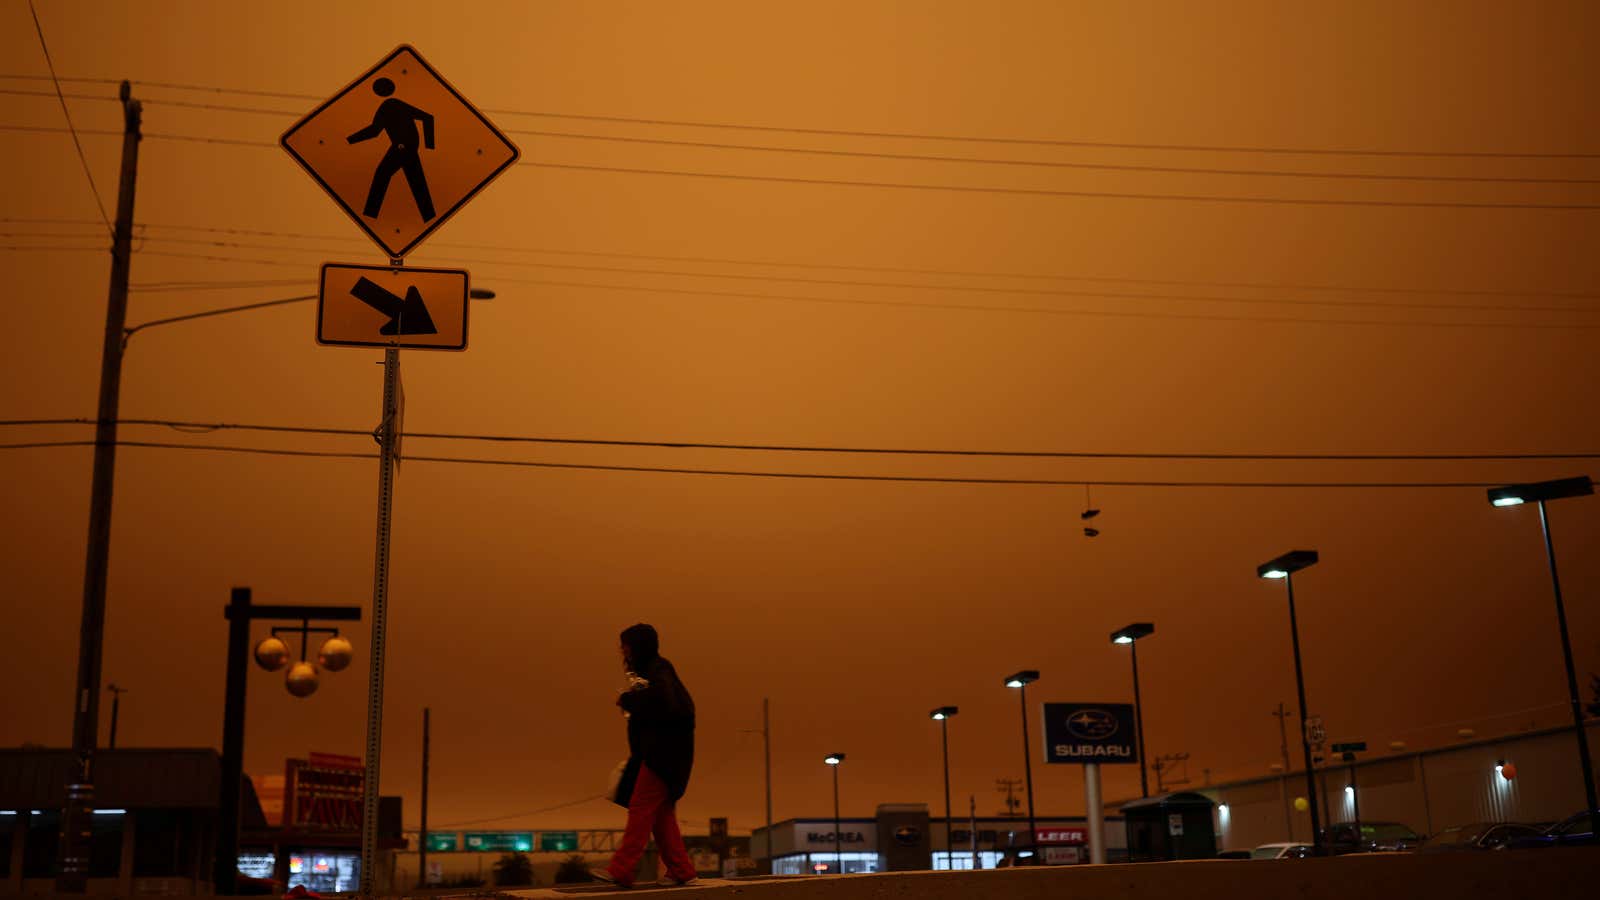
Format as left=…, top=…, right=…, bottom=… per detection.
left=3, top=0, right=1598, bottom=838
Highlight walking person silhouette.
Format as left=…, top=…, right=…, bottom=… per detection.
left=347, top=77, right=437, bottom=221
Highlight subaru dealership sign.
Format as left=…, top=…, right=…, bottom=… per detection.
left=1043, top=703, right=1138, bottom=764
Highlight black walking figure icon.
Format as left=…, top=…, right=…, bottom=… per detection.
left=347, top=77, right=437, bottom=221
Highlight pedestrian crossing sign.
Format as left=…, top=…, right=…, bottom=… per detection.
left=281, top=45, right=520, bottom=259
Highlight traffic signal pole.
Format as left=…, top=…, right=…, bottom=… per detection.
left=56, top=81, right=140, bottom=893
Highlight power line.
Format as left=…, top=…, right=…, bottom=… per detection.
left=113, top=247, right=1600, bottom=328
left=508, top=127, right=1600, bottom=186
left=126, top=222, right=1600, bottom=302
left=0, top=216, right=106, bottom=226
left=0, top=438, right=1518, bottom=490
left=11, top=73, right=1600, bottom=160
left=12, top=117, right=1598, bottom=211
left=22, top=3, right=113, bottom=234
left=0, top=87, right=118, bottom=104
left=523, top=160, right=1600, bottom=211
left=411, top=794, right=610, bottom=830
left=7, top=417, right=1596, bottom=462
left=124, top=234, right=1600, bottom=317
left=129, top=278, right=312, bottom=293
left=109, top=242, right=1600, bottom=328
left=474, top=274, right=1600, bottom=330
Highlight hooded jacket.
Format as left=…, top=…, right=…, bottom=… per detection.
left=614, top=654, right=696, bottom=805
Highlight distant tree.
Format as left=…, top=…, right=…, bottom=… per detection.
left=492, top=852, right=535, bottom=887
left=554, top=854, right=595, bottom=884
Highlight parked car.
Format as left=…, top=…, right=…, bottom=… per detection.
left=1507, top=810, right=1599, bottom=849
left=1319, top=821, right=1423, bottom=853
left=1249, top=842, right=1313, bottom=859
left=1419, top=822, right=1542, bottom=852
left=1216, top=849, right=1253, bottom=859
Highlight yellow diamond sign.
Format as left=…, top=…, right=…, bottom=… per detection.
left=281, top=45, right=520, bottom=259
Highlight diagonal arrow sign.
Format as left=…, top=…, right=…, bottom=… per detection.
left=350, top=276, right=438, bottom=336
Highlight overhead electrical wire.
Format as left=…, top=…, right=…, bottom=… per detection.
left=0, top=439, right=1523, bottom=490
left=5, top=417, right=1595, bottom=462
left=123, top=222, right=1600, bottom=302
left=10, top=95, right=1600, bottom=207
left=107, top=248, right=1600, bottom=330
left=124, top=235, right=1599, bottom=317
left=21, top=5, right=113, bottom=234
left=506, top=128, right=1600, bottom=186
left=8, top=72, right=1600, bottom=160
left=412, top=794, right=609, bottom=830
left=522, top=160, right=1600, bottom=211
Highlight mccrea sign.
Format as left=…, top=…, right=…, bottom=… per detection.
left=1042, top=703, right=1140, bottom=765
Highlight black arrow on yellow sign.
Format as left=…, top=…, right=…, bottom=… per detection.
left=350, top=276, right=438, bottom=336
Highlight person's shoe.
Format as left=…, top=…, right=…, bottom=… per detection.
left=589, top=867, right=632, bottom=889
left=663, top=874, right=700, bottom=886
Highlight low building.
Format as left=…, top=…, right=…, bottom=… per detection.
left=751, top=803, right=1128, bottom=873
left=1, top=748, right=221, bottom=895
left=0, top=747, right=405, bottom=896
left=1140, top=719, right=1600, bottom=852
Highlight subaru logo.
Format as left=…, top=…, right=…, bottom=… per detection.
left=894, top=825, right=921, bottom=846
left=1065, top=709, right=1118, bottom=740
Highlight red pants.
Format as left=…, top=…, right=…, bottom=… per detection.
left=608, top=765, right=695, bottom=885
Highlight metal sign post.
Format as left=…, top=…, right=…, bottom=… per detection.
left=1042, top=703, right=1139, bottom=865
left=1083, top=763, right=1106, bottom=864
left=280, top=46, right=518, bottom=898
left=358, top=341, right=401, bottom=897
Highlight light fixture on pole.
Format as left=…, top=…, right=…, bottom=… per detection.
left=1487, top=475, right=1597, bottom=838
left=1003, top=670, right=1040, bottom=861
left=930, top=706, right=959, bottom=866
left=1257, top=550, right=1323, bottom=856
left=824, top=753, right=845, bottom=874
left=1110, top=623, right=1155, bottom=798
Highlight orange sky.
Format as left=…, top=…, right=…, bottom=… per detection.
left=2, top=0, right=1598, bottom=837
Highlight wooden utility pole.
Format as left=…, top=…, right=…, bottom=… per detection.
left=57, top=80, right=140, bottom=894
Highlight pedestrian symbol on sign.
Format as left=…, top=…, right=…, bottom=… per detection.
left=280, top=45, right=520, bottom=259
left=347, top=77, right=437, bottom=222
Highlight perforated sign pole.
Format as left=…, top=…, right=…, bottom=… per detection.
left=358, top=283, right=402, bottom=897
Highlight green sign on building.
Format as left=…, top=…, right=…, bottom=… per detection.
left=540, top=831, right=579, bottom=852
left=426, top=832, right=458, bottom=852
left=464, top=832, right=534, bottom=853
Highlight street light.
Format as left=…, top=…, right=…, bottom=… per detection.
left=216, top=588, right=361, bottom=894
left=823, top=754, right=845, bottom=874
left=252, top=621, right=355, bottom=698
left=929, top=706, right=959, bottom=867
left=1110, top=623, right=1155, bottom=797
left=1257, top=550, right=1323, bottom=856
left=1003, top=670, right=1039, bottom=859
left=1487, top=475, right=1597, bottom=837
